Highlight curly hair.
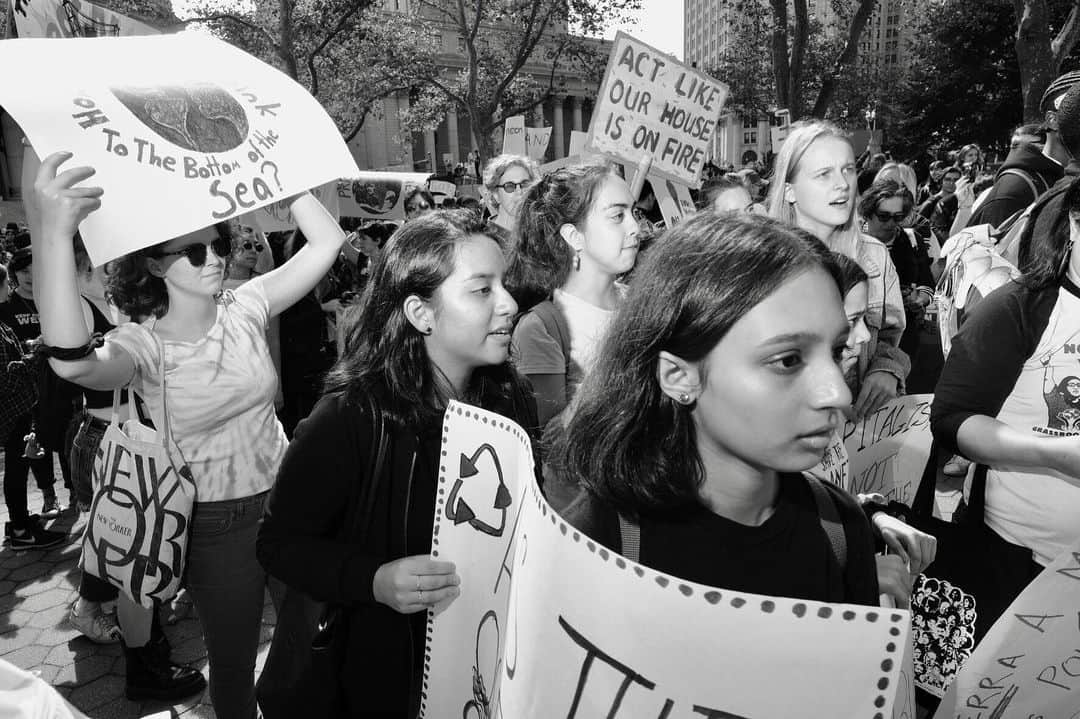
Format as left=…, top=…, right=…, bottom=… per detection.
left=105, top=221, right=232, bottom=320
left=504, top=163, right=617, bottom=312
left=324, top=209, right=524, bottom=429
left=549, top=213, right=835, bottom=518
left=482, top=154, right=540, bottom=213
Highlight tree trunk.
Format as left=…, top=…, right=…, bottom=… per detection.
left=1013, top=0, right=1080, bottom=122
left=787, top=0, right=809, bottom=119
left=277, top=0, right=299, bottom=81
left=769, top=0, right=792, bottom=113
left=810, top=0, right=877, bottom=118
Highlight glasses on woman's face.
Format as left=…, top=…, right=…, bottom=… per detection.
left=407, top=202, right=431, bottom=215
left=873, top=210, right=907, bottom=224
left=497, top=180, right=531, bottom=194
left=241, top=241, right=264, bottom=252
left=151, top=237, right=232, bottom=267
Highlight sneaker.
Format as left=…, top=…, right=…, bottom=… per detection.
left=40, top=497, right=61, bottom=519
left=5, top=521, right=65, bottom=550
left=68, top=600, right=122, bottom=644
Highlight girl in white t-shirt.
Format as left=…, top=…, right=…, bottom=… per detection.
left=26, top=149, right=345, bottom=719
left=507, top=164, right=641, bottom=427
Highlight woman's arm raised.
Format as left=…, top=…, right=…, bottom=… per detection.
left=252, top=192, right=345, bottom=319
left=26, top=149, right=134, bottom=390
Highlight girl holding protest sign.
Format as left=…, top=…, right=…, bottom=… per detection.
left=553, top=213, right=890, bottom=604
left=27, top=149, right=345, bottom=718
left=256, top=210, right=537, bottom=717
left=507, top=163, right=641, bottom=427
left=766, top=120, right=909, bottom=421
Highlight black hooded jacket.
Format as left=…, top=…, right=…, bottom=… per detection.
left=969, top=145, right=1063, bottom=229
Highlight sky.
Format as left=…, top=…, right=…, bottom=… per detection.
left=608, top=0, right=684, bottom=60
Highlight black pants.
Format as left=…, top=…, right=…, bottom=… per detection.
left=3, top=412, right=55, bottom=527
left=973, top=522, right=1044, bottom=641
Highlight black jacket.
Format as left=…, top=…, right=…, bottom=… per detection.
left=257, top=381, right=537, bottom=717
left=968, top=145, right=1062, bottom=229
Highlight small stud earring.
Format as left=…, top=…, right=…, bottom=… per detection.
left=573, top=249, right=581, bottom=271
left=678, top=393, right=691, bottom=405
left=422, top=326, right=433, bottom=336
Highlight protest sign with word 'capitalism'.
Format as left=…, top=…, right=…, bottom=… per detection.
left=0, top=34, right=359, bottom=265
left=586, top=32, right=728, bottom=189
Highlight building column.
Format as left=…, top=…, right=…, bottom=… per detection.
left=424, top=130, right=437, bottom=172
left=447, top=109, right=460, bottom=165
left=532, top=102, right=545, bottom=127
left=572, top=96, right=584, bottom=132
left=552, top=96, right=565, bottom=158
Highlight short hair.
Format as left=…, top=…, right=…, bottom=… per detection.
left=875, top=162, right=918, bottom=200
left=482, top=154, right=540, bottom=192
left=699, top=174, right=749, bottom=210
left=832, top=252, right=869, bottom=297
left=858, top=178, right=914, bottom=218
left=550, top=213, right=839, bottom=517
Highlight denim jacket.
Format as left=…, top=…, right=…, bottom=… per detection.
left=854, top=233, right=910, bottom=394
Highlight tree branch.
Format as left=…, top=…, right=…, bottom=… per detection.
left=810, top=0, right=875, bottom=118
left=306, top=0, right=374, bottom=95
left=173, top=13, right=276, bottom=48
left=1051, top=0, right=1080, bottom=68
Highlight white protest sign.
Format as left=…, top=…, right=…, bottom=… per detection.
left=336, top=171, right=432, bottom=221
left=525, top=126, right=551, bottom=161
left=249, top=180, right=340, bottom=232
left=422, top=401, right=916, bottom=719
left=429, top=179, right=457, bottom=203
left=586, top=31, right=728, bottom=189
left=0, top=35, right=359, bottom=266
left=496, top=474, right=915, bottom=718
left=420, top=402, right=535, bottom=718
left=932, top=540, right=1080, bottom=718
left=568, top=130, right=589, bottom=157
left=805, top=432, right=849, bottom=490
left=502, top=115, right=526, bottom=156
left=843, top=394, right=933, bottom=505
left=12, top=0, right=159, bottom=38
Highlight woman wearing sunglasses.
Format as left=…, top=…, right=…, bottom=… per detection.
left=482, top=153, right=539, bottom=250
left=25, top=149, right=346, bottom=719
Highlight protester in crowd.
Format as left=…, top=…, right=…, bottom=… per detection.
left=403, top=186, right=435, bottom=221
left=552, top=213, right=893, bottom=605
left=832, top=253, right=872, bottom=395
left=0, top=245, right=69, bottom=548
left=257, top=210, right=536, bottom=718
left=700, top=174, right=761, bottom=214
left=481, top=154, right=539, bottom=249
left=507, top=164, right=640, bottom=427
left=917, top=160, right=947, bottom=204
left=957, top=143, right=985, bottom=177
left=0, top=263, right=8, bottom=304
left=27, top=148, right=345, bottom=718
left=1010, top=122, right=1047, bottom=153
left=766, top=120, right=908, bottom=419
left=966, top=124, right=1063, bottom=230
left=875, top=162, right=937, bottom=252
left=918, top=164, right=962, bottom=242
left=632, top=181, right=665, bottom=230
left=932, top=174, right=1080, bottom=639
left=857, top=152, right=887, bottom=196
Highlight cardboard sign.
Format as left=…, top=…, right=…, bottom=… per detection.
left=502, top=115, right=526, bottom=156
left=12, top=0, right=159, bottom=38
left=429, top=179, right=457, bottom=202
left=932, top=540, right=1080, bottom=718
left=525, top=126, right=551, bottom=161
left=843, top=394, right=933, bottom=505
left=420, top=402, right=535, bottom=718
left=336, top=171, right=431, bottom=221
left=422, top=401, right=916, bottom=719
left=0, top=35, right=359, bottom=266
left=249, top=180, right=340, bottom=232
left=586, top=32, right=728, bottom=189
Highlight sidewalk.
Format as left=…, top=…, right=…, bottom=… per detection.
left=0, top=450, right=277, bottom=718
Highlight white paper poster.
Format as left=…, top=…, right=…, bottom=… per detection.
left=0, top=34, right=359, bottom=265
left=586, top=32, right=728, bottom=188
left=502, top=115, right=526, bottom=156
left=843, top=394, right=933, bottom=504
left=525, top=126, right=551, bottom=161
left=933, top=540, right=1080, bottom=718
left=336, top=171, right=432, bottom=221
left=422, top=401, right=916, bottom=719
left=12, top=0, right=159, bottom=39
left=249, top=180, right=340, bottom=232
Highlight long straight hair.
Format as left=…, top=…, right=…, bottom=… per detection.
left=550, top=214, right=834, bottom=518
left=766, top=120, right=861, bottom=259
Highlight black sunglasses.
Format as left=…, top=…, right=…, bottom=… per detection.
left=873, top=210, right=907, bottom=224
left=241, top=241, right=264, bottom=252
left=497, top=180, right=531, bottom=194
left=151, top=237, right=232, bottom=267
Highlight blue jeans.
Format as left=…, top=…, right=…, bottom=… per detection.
left=186, top=492, right=268, bottom=719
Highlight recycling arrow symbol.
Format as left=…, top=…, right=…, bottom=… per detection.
left=445, top=443, right=511, bottom=537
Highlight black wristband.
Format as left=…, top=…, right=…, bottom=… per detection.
left=36, top=333, right=105, bottom=361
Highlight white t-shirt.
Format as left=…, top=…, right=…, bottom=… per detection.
left=512, top=285, right=627, bottom=398
left=108, top=281, right=287, bottom=501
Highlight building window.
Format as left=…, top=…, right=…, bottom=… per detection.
left=743, top=131, right=757, bottom=144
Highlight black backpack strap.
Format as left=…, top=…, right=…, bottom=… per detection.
left=805, top=475, right=848, bottom=571
left=342, top=396, right=389, bottom=542
left=529, top=299, right=571, bottom=378
left=617, top=513, right=640, bottom=564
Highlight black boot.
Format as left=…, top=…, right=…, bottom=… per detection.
left=123, top=639, right=207, bottom=702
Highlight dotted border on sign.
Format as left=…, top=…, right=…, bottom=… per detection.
left=419, top=402, right=534, bottom=717
left=419, top=402, right=907, bottom=718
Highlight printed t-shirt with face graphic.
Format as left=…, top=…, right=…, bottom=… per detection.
left=933, top=276, right=1080, bottom=566
left=108, top=281, right=287, bottom=501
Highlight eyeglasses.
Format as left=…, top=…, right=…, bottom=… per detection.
left=496, top=180, right=531, bottom=194
left=151, top=237, right=232, bottom=267
left=407, top=203, right=431, bottom=214
left=241, top=241, right=264, bottom=252
left=873, top=210, right=907, bottom=224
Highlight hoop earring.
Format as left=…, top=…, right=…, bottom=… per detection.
left=573, top=250, right=581, bottom=272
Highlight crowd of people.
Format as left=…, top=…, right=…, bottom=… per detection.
left=3, top=67, right=1080, bottom=718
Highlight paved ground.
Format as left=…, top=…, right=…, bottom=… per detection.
left=0, top=449, right=276, bottom=718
